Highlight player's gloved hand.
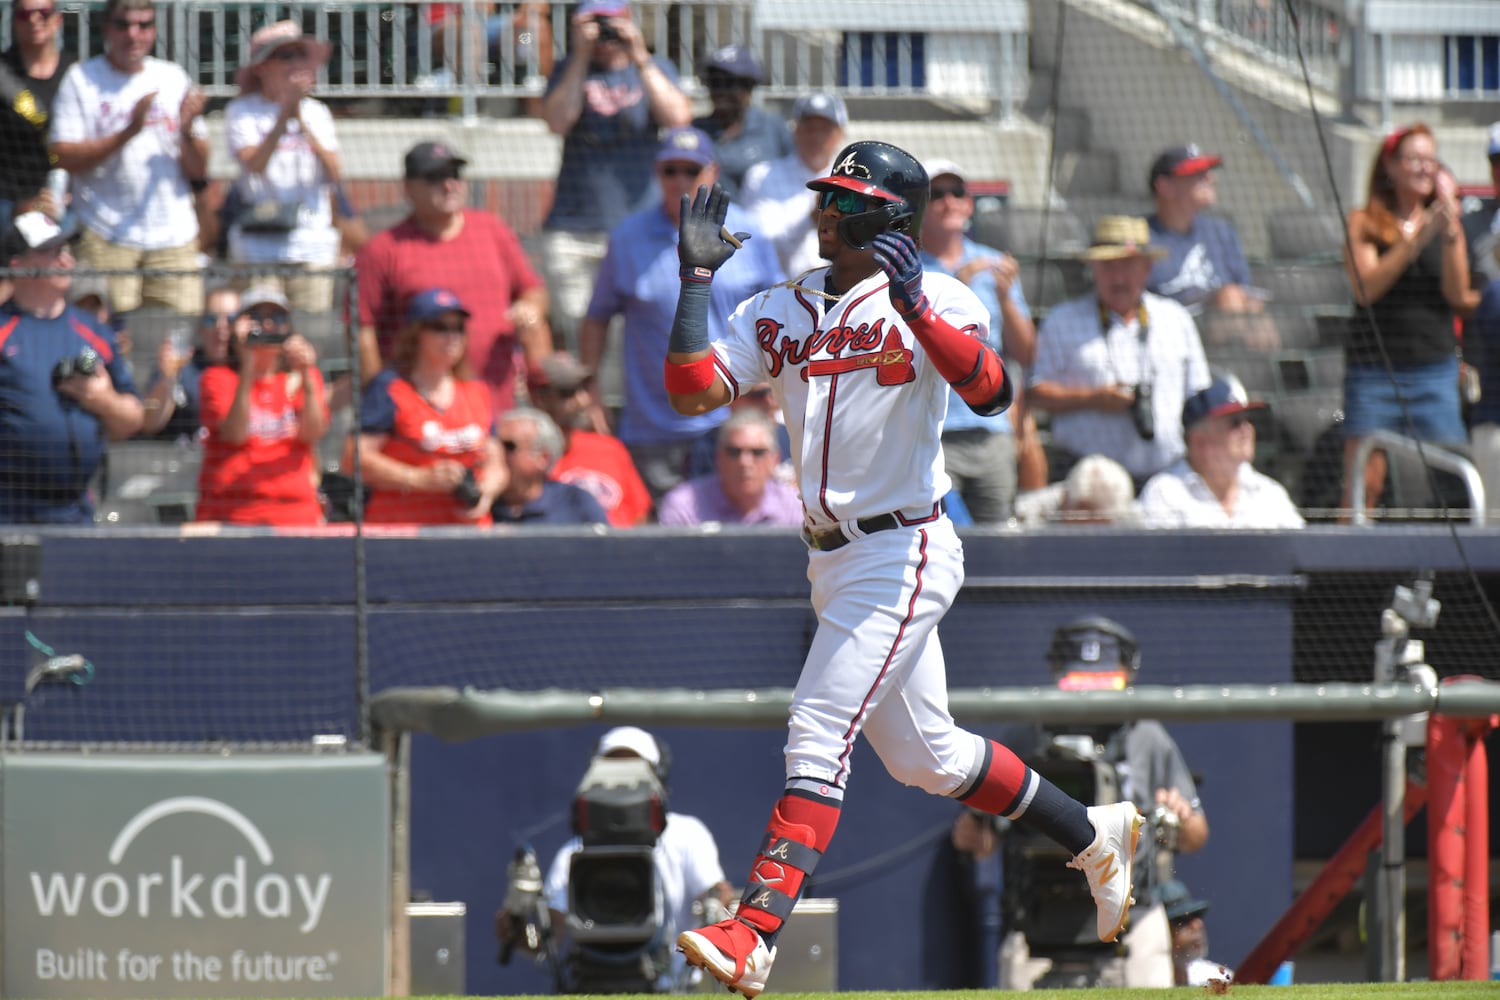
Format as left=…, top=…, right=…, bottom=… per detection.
left=872, top=231, right=929, bottom=320
left=678, top=184, right=750, bottom=280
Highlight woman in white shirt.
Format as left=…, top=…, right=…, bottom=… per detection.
left=224, top=21, right=341, bottom=312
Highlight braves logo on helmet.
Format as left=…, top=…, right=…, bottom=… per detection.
left=833, top=151, right=872, bottom=180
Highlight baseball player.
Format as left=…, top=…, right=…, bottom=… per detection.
left=662, top=140, right=1143, bottom=997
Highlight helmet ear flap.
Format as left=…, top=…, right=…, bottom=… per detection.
left=835, top=201, right=914, bottom=250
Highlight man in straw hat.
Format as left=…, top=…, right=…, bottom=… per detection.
left=1029, top=215, right=1211, bottom=488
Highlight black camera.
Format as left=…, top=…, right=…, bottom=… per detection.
left=452, top=467, right=483, bottom=508
left=52, top=348, right=99, bottom=385
left=593, top=17, right=622, bottom=42
left=243, top=320, right=291, bottom=347
left=1129, top=383, right=1155, bottom=441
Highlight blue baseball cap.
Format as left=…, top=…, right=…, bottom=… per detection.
left=791, top=91, right=848, bottom=128
left=656, top=126, right=717, bottom=167
left=577, top=0, right=630, bottom=17
left=406, top=288, right=471, bottom=324
left=703, top=44, right=764, bottom=83
left=1181, top=373, right=1264, bottom=431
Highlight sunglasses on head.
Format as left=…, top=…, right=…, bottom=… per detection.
left=14, top=7, right=56, bottom=23
left=723, top=445, right=771, bottom=459
left=817, top=189, right=869, bottom=214
left=660, top=163, right=703, bottom=179
left=930, top=183, right=967, bottom=200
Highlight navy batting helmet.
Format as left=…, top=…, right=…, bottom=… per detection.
left=807, top=141, right=930, bottom=250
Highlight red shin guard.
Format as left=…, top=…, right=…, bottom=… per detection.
left=737, top=802, right=826, bottom=935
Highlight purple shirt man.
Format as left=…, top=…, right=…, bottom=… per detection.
left=656, top=410, right=803, bottom=526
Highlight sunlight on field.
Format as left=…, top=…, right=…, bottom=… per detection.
left=393, top=985, right=1500, bottom=1000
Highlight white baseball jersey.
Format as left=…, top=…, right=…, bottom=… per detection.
left=710, top=267, right=990, bottom=528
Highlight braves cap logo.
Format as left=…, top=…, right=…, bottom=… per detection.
left=833, top=151, right=870, bottom=179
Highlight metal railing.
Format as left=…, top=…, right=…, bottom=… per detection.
left=1132, top=0, right=1347, bottom=94
left=6, top=1, right=1025, bottom=120
left=1349, top=430, right=1487, bottom=528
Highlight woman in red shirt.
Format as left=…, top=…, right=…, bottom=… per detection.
left=196, top=286, right=329, bottom=525
left=352, top=288, right=504, bottom=525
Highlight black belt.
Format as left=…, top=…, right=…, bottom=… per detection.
left=803, top=500, right=945, bottom=552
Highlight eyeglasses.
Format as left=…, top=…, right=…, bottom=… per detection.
left=418, top=170, right=462, bottom=185
left=817, top=189, right=869, bottom=214
left=930, top=183, right=967, bottom=200
left=722, top=446, right=771, bottom=459
left=269, top=46, right=308, bottom=61
left=110, top=16, right=155, bottom=31
left=660, top=163, right=703, bottom=179
left=14, top=7, right=56, bottom=23
left=200, top=311, right=234, bottom=326
left=421, top=321, right=466, bottom=334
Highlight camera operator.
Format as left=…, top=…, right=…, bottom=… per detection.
left=1030, top=216, right=1211, bottom=490
left=952, top=617, right=1209, bottom=988
left=0, top=211, right=142, bottom=524
left=496, top=726, right=732, bottom=992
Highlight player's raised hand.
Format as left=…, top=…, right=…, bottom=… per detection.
left=872, top=232, right=929, bottom=320
left=678, top=184, right=750, bottom=280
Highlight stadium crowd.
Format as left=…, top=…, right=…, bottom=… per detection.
left=0, top=0, right=1489, bottom=529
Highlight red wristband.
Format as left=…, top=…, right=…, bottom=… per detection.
left=664, top=356, right=716, bottom=395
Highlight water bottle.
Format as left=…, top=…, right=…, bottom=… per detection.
left=44, top=169, right=68, bottom=220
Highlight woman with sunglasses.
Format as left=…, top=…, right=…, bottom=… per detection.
left=350, top=289, right=504, bottom=526
left=140, top=285, right=238, bottom=439
left=195, top=286, right=328, bottom=526
left=224, top=21, right=341, bottom=312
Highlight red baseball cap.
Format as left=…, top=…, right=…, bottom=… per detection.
left=1149, top=144, right=1224, bottom=189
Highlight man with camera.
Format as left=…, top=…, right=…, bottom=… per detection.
left=495, top=726, right=732, bottom=992
left=537, top=0, right=692, bottom=353
left=1029, top=216, right=1211, bottom=489
left=952, top=617, right=1209, bottom=988
left=0, top=211, right=142, bottom=524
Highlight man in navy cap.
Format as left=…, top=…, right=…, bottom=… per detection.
left=1146, top=144, right=1278, bottom=350
left=578, top=126, right=782, bottom=500
left=691, top=44, right=791, bottom=199
left=1138, top=372, right=1303, bottom=528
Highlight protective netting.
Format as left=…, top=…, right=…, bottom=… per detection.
left=0, top=0, right=1498, bottom=748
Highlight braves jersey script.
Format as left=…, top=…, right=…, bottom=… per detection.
left=711, top=268, right=988, bottom=528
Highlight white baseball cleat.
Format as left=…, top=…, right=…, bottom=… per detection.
left=1067, top=801, right=1142, bottom=943
left=677, top=917, right=777, bottom=998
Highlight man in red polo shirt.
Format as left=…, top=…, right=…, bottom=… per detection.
left=355, top=140, right=553, bottom=412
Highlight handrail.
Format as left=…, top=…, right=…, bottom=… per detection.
left=1349, top=429, right=1487, bottom=527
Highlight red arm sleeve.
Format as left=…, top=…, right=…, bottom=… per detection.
left=907, top=308, right=1012, bottom=416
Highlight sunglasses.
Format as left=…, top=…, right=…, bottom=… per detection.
left=817, top=189, right=869, bottom=214
left=14, top=7, right=56, bottom=23
left=705, top=73, right=753, bottom=91
left=200, top=311, right=234, bottom=326
left=246, top=309, right=289, bottom=325
left=110, top=16, right=155, bottom=30
left=930, top=184, right=967, bottom=200
left=270, top=46, right=308, bottom=62
left=422, top=321, right=466, bottom=334
left=499, top=439, right=520, bottom=453
left=1225, top=413, right=1250, bottom=429
left=722, top=446, right=771, bottom=459
left=419, top=170, right=462, bottom=185
left=660, top=163, right=703, bottom=179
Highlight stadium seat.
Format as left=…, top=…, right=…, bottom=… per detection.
left=1204, top=347, right=1278, bottom=397
left=1265, top=208, right=1345, bottom=261
left=1252, top=262, right=1351, bottom=310
left=972, top=205, right=1089, bottom=260
left=1273, top=389, right=1343, bottom=454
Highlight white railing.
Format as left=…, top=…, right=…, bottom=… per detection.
left=6, top=1, right=1026, bottom=120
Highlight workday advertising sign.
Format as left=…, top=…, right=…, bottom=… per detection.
left=2, top=754, right=388, bottom=998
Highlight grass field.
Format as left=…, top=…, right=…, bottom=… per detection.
left=397, top=986, right=1500, bottom=1000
